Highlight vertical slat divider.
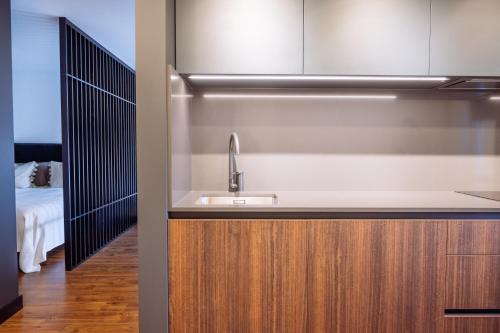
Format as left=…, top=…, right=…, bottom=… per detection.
left=60, top=19, right=137, bottom=270
left=90, top=46, right=96, bottom=252
left=106, top=81, right=111, bottom=242
left=83, top=81, right=89, bottom=258
left=77, top=78, right=82, bottom=264
left=97, top=50, right=102, bottom=249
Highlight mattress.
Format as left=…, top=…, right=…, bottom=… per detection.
left=16, top=188, right=64, bottom=273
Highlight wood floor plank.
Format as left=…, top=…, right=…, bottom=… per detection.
left=0, top=226, right=138, bottom=333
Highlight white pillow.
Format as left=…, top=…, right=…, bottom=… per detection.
left=15, top=161, right=38, bottom=188
left=49, top=161, right=64, bottom=188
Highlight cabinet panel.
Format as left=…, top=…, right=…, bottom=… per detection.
left=445, top=317, right=500, bottom=333
left=448, top=221, right=500, bottom=255
left=446, top=256, right=500, bottom=309
left=168, top=220, right=308, bottom=333
left=304, top=0, right=430, bottom=75
left=430, top=0, right=500, bottom=76
left=169, top=220, right=446, bottom=333
left=176, top=0, right=303, bottom=74
left=306, top=220, right=446, bottom=332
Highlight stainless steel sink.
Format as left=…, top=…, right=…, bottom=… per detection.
left=196, top=193, right=278, bottom=206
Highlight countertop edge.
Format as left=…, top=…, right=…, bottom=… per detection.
left=168, top=210, right=500, bottom=220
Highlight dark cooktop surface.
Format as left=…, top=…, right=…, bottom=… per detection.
left=456, top=191, right=500, bottom=202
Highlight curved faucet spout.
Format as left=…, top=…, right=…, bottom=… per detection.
left=229, top=132, right=240, bottom=155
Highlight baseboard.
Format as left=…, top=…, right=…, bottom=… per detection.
left=0, top=295, right=23, bottom=325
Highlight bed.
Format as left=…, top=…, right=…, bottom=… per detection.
left=16, top=187, right=64, bottom=273
left=15, top=143, right=65, bottom=273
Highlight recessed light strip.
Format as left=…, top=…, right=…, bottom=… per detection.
left=203, top=93, right=397, bottom=100
left=190, top=75, right=449, bottom=82
left=490, top=96, right=500, bottom=101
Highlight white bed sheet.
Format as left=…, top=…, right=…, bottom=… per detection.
left=16, top=188, right=64, bottom=273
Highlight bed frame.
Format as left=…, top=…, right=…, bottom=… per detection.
left=14, top=143, right=62, bottom=163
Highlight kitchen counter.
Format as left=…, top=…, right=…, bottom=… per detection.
left=170, top=190, right=500, bottom=219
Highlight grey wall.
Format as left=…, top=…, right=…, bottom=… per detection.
left=137, top=0, right=175, bottom=331
left=11, top=11, right=61, bottom=143
left=169, top=68, right=193, bottom=207
left=188, top=90, right=500, bottom=192
left=0, top=0, right=21, bottom=312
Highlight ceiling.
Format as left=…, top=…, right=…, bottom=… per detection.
left=12, top=0, right=135, bottom=69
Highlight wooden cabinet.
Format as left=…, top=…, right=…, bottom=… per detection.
left=168, top=219, right=447, bottom=332
left=430, top=0, right=500, bottom=76
left=445, top=318, right=500, bottom=333
left=444, top=220, right=500, bottom=333
left=304, top=0, right=430, bottom=75
left=304, top=220, right=446, bottom=332
left=175, top=0, right=303, bottom=74
left=169, top=219, right=500, bottom=332
left=446, top=256, right=500, bottom=309
left=168, top=220, right=308, bottom=332
left=448, top=221, right=500, bottom=255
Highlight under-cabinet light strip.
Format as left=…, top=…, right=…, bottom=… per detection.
left=490, top=96, right=500, bottom=101
left=203, top=93, right=397, bottom=100
left=171, top=94, right=194, bottom=98
left=190, top=75, right=449, bottom=82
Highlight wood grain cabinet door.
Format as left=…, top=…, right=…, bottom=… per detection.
left=445, top=318, right=500, bottom=333
left=445, top=221, right=500, bottom=333
left=168, top=220, right=309, bottom=333
left=446, top=256, right=500, bottom=310
left=168, top=219, right=446, bottom=333
left=448, top=221, right=500, bottom=255
left=305, top=220, right=446, bottom=333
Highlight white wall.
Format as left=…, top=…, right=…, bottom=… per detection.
left=13, top=0, right=135, bottom=69
left=11, top=11, right=61, bottom=143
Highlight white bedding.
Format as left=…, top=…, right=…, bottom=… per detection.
left=16, top=188, right=64, bottom=273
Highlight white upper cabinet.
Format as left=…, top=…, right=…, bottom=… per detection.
left=304, top=0, right=431, bottom=75
left=176, top=0, right=303, bottom=74
left=430, top=0, right=500, bottom=76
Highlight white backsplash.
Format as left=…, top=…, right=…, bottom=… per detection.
left=191, top=153, right=500, bottom=191
left=169, top=87, right=500, bottom=197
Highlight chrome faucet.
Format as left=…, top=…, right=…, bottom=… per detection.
left=228, top=132, right=244, bottom=192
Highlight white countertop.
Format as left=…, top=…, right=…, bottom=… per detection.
left=171, top=190, right=500, bottom=213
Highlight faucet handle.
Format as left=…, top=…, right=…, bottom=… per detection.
left=236, top=172, right=244, bottom=192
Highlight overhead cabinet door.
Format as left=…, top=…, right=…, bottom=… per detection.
left=430, top=0, right=500, bottom=76
left=304, top=0, right=431, bottom=75
left=176, top=0, right=303, bottom=74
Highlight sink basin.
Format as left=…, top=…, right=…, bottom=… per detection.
left=196, top=193, right=278, bottom=206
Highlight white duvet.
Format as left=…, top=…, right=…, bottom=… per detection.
left=16, top=188, right=64, bottom=273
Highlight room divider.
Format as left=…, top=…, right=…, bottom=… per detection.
left=59, top=18, right=137, bottom=270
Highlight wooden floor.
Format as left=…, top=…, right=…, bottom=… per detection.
left=0, top=226, right=138, bottom=333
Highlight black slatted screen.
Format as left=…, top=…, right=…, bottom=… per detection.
left=59, top=18, right=137, bottom=270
